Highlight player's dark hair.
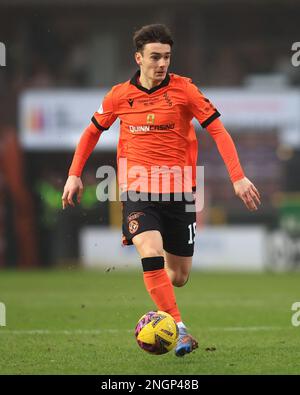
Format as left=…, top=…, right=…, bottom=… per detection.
left=133, top=24, right=173, bottom=52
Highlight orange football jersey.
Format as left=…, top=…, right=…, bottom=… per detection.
left=92, top=71, right=220, bottom=194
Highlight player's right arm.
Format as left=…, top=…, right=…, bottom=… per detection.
left=62, top=88, right=117, bottom=209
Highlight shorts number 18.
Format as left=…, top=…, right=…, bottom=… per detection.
left=188, top=222, right=196, bottom=244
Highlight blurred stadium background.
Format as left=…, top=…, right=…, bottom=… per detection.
left=0, top=0, right=300, bottom=272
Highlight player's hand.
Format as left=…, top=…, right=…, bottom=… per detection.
left=233, top=177, right=261, bottom=211
left=62, top=175, right=84, bottom=209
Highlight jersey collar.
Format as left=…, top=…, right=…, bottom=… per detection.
left=130, top=70, right=170, bottom=94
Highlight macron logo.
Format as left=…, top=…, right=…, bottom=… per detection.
left=127, top=98, right=134, bottom=107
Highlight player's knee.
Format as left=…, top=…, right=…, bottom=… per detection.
left=135, top=243, right=163, bottom=258
left=133, top=235, right=163, bottom=258
left=141, top=248, right=164, bottom=258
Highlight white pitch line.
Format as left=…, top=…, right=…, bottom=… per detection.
left=208, top=326, right=288, bottom=332
left=0, top=326, right=289, bottom=335
left=0, top=329, right=132, bottom=335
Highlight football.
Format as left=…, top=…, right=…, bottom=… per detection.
left=135, top=311, right=179, bottom=355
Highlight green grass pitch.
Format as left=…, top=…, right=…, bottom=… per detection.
left=0, top=269, right=300, bottom=374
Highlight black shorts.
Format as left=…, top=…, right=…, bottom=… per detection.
left=122, top=194, right=196, bottom=257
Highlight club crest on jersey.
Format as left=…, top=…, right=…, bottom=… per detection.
left=163, top=92, right=173, bottom=107
left=127, top=98, right=134, bottom=107
left=128, top=219, right=139, bottom=234
left=146, top=114, right=155, bottom=124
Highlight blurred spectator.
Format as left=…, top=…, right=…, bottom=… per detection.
left=0, top=126, right=38, bottom=268
left=27, top=60, right=55, bottom=88
left=63, top=42, right=90, bottom=86
left=207, top=46, right=243, bottom=86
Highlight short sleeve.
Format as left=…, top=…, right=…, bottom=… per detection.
left=186, top=80, right=221, bottom=128
left=91, top=88, right=118, bottom=131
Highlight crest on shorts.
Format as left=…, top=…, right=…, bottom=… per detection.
left=127, top=211, right=145, bottom=222
left=128, top=219, right=139, bottom=234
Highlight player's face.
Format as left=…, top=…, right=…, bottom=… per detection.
left=136, top=43, right=171, bottom=83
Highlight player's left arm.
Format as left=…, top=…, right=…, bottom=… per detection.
left=206, top=118, right=261, bottom=211
left=232, top=175, right=261, bottom=211
left=185, top=80, right=260, bottom=211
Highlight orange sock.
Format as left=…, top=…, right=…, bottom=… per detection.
left=141, top=256, right=181, bottom=323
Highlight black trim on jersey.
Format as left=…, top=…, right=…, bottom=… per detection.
left=91, top=116, right=109, bottom=131
left=141, top=256, right=164, bottom=272
left=130, top=70, right=170, bottom=94
left=201, top=110, right=221, bottom=129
